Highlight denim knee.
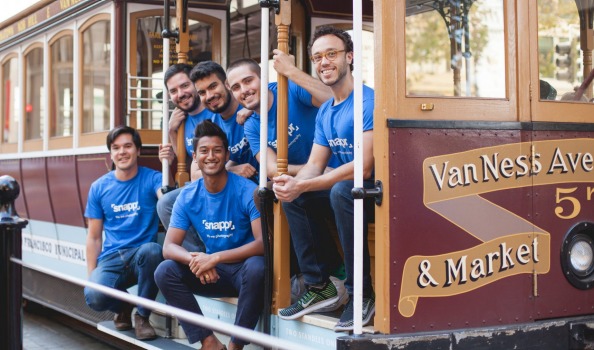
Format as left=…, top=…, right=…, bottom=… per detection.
left=137, top=242, right=163, bottom=266
left=330, top=181, right=353, bottom=207
left=242, top=256, right=265, bottom=284
left=84, top=286, right=110, bottom=312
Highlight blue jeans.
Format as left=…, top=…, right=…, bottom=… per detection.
left=282, top=191, right=342, bottom=287
left=331, top=180, right=375, bottom=297
left=154, top=256, right=265, bottom=345
left=84, top=242, right=163, bottom=318
left=157, top=187, right=206, bottom=252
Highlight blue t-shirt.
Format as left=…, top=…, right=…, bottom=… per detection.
left=85, top=167, right=162, bottom=261
left=211, top=105, right=258, bottom=170
left=184, top=108, right=216, bottom=156
left=314, top=85, right=375, bottom=166
left=170, top=173, right=260, bottom=254
left=244, top=81, right=318, bottom=165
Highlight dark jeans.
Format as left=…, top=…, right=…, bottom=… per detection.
left=282, top=190, right=342, bottom=287
left=84, top=243, right=163, bottom=317
left=154, top=256, right=265, bottom=346
left=330, top=180, right=375, bottom=297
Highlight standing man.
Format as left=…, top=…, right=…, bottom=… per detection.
left=155, top=120, right=265, bottom=350
left=272, top=26, right=376, bottom=331
left=158, top=64, right=215, bottom=252
left=189, top=61, right=259, bottom=180
left=226, top=57, right=346, bottom=318
left=84, top=126, right=164, bottom=340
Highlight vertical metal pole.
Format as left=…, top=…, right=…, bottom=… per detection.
left=0, top=175, right=28, bottom=350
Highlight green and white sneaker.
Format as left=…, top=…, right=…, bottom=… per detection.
left=334, top=295, right=376, bottom=332
left=279, top=281, right=339, bottom=320
left=317, top=275, right=348, bottom=312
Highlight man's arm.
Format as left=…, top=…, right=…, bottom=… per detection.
left=226, top=160, right=257, bottom=179
left=86, top=218, right=103, bottom=277
left=273, top=131, right=374, bottom=201
left=190, top=159, right=203, bottom=182
left=272, top=49, right=332, bottom=107
left=162, top=227, right=193, bottom=263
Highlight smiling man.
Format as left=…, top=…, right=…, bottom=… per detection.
left=84, top=126, right=164, bottom=340
left=155, top=120, right=264, bottom=350
left=272, top=26, right=376, bottom=331
left=189, top=61, right=258, bottom=180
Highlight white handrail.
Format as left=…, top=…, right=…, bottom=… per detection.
left=162, top=36, right=170, bottom=187
left=259, top=7, right=269, bottom=189
left=352, top=0, right=364, bottom=336
left=13, top=258, right=315, bottom=350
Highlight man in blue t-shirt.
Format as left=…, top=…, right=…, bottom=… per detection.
left=189, top=60, right=259, bottom=181
left=157, top=64, right=215, bottom=253
left=272, top=26, right=376, bottom=331
left=226, top=58, right=346, bottom=318
left=155, top=120, right=264, bottom=350
left=84, top=126, right=164, bottom=340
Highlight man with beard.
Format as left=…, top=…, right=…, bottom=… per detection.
left=272, top=26, right=376, bottom=331
left=155, top=120, right=264, bottom=350
left=158, top=64, right=215, bottom=252
left=189, top=61, right=259, bottom=181
left=226, top=57, right=347, bottom=320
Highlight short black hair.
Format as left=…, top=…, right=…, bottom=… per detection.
left=106, top=125, right=142, bottom=151
left=227, top=58, right=261, bottom=78
left=164, top=63, right=193, bottom=88
left=190, top=61, right=227, bottom=83
left=308, top=26, right=354, bottom=72
left=192, top=120, right=229, bottom=153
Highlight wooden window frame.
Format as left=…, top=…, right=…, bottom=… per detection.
left=48, top=30, right=75, bottom=150
left=128, top=9, right=222, bottom=145
left=22, top=43, right=44, bottom=152
left=0, top=54, right=19, bottom=154
left=394, top=0, right=518, bottom=121
left=78, top=13, right=111, bottom=148
left=528, top=0, right=594, bottom=123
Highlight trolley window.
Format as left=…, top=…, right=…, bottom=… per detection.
left=532, top=0, right=593, bottom=122
left=24, top=45, right=44, bottom=150
left=129, top=10, right=221, bottom=137
left=399, top=0, right=516, bottom=121
left=80, top=17, right=111, bottom=136
left=49, top=32, right=74, bottom=146
left=1, top=56, right=18, bottom=153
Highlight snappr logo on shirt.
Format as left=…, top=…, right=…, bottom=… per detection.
left=202, top=220, right=235, bottom=231
left=230, top=137, right=249, bottom=154
left=328, top=138, right=351, bottom=148
left=287, top=123, right=300, bottom=137
left=111, top=201, right=140, bottom=213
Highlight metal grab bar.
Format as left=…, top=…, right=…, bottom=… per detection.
left=12, top=258, right=315, bottom=350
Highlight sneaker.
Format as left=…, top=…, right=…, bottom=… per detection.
left=316, top=275, right=348, bottom=312
left=279, top=281, right=339, bottom=320
left=113, top=303, right=133, bottom=331
left=334, top=295, right=376, bottom=332
left=134, top=313, right=157, bottom=340
left=290, top=274, right=306, bottom=304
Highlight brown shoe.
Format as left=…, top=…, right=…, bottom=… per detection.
left=134, top=313, right=157, bottom=340
left=113, top=304, right=133, bottom=331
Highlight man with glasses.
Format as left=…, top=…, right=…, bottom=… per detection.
left=272, top=26, right=376, bottom=331
left=226, top=56, right=348, bottom=319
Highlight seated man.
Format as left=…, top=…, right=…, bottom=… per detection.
left=155, top=120, right=265, bottom=350
left=272, top=26, right=376, bottom=331
left=84, top=126, right=164, bottom=340
left=226, top=58, right=346, bottom=319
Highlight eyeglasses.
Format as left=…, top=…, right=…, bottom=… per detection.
left=310, top=49, right=346, bottom=64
